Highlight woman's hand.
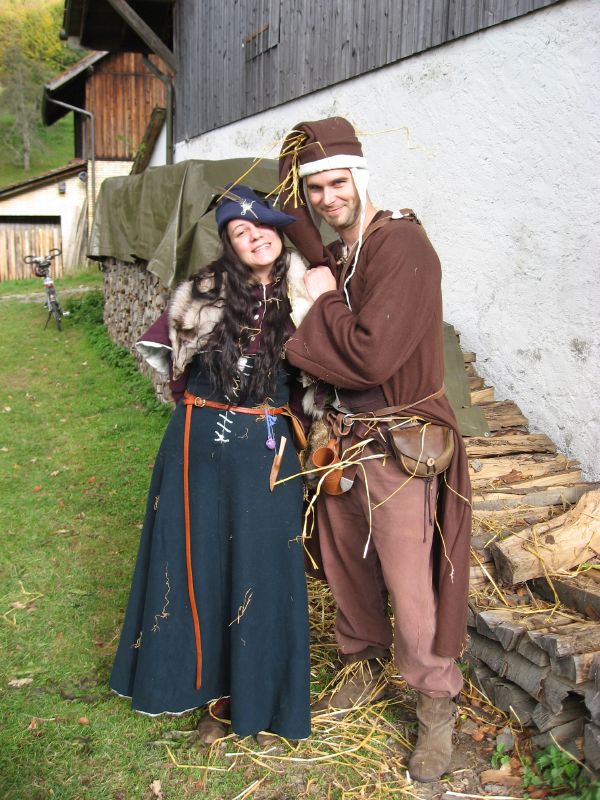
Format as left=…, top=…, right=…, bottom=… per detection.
left=303, top=266, right=337, bottom=301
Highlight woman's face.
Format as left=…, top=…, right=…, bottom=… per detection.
left=226, top=219, right=283, bottom=283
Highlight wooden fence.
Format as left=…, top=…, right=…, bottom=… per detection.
left=0, top=217, right=63, bottom=281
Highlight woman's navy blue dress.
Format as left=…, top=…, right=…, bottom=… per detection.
left=110, top=356, right=310, bottom=740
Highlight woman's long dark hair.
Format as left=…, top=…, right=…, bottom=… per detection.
left=191, top=230, right=292, bottom=402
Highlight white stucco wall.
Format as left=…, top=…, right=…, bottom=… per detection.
left=148, top=123, right=168, bottom=168
left=174, top=0, right=600, bottom=480
left=89, top=160, right=133, bottom=229
left=0, top=174, right=87, bottom=270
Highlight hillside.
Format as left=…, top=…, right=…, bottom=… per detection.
left=0, top=0, right=82, bottom=190
left=0, top=114, right=75, bottom=189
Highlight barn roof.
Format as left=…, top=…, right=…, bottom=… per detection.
left=61, top=1, right=173, bottom=67
left=42, top=51, right=109, bottom=126
left=0, top=160, right=87, bottom=201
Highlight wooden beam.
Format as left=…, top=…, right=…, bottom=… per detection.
left=473, top=505, right=559, bottom=533
left=503, top=650, right=549, bottom=700
left=480, top=611, right=573, bottom=652
left=471, top=386, right=495, bottom=404
left=540, top=673, right=577, bottom=714
left=554, top=651, right=600, bottom=684
left=584, top=684, right=600, bottom=725
left=584, top=723, right=600, bottom=770
left=532, top=696, right=586, bottom=732
left=490, top=489, right=600, bottom=584
left=473, top=482, right=598, bottom=511
left=516, top=636, right=550, bottom=667
left=531, top=572, right=600, bottom=620
left=531, top=717, right=585, bottom=749
left=465, top=432, right=556, bottom=458
left=468, top=631, right=549, bottom=699
left=469, top=453, right=579, bottom=490
left=494, top=679, right=536, bottom=725
left=469, top=561, right=496, bottom=589
left=481, top=400, right=528, bottom=431
left=104, top=0, right=176, bottom=71
left=532, top=622, right=600, bottom=660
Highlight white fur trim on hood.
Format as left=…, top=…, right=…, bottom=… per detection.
left=286, top=250, right=312, bottom=327
left=298, top=154, right=367, bottom=177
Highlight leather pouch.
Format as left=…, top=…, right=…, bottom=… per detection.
left=387, top=421, right=454, bottom=477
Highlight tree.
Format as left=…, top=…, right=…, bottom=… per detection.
left=0, top=45, right=48, bottom=170
left=0, top=1, right=83, bottom=171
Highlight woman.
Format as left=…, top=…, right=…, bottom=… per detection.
left=109, top=186, right=312, bottom=745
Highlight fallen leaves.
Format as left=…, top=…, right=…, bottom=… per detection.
left=480, top=761, right=522, bottom=786
left=468, top=724, right=496, bottom=741
left=149, top=779, right=163, bottom=799
left=8, top=677, right=33, bottom=688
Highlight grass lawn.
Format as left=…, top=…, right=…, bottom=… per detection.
left=0, top=268, right=104, bottom=298
left=0, top=293, right=349, bottom=800
left=1, top=289, right=596, bottom=800
left=0, top=296, right=184, bottom=799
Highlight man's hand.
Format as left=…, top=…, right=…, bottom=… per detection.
left=304, top=266, right=337, bottom=301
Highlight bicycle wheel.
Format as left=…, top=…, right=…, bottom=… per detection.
left=50, top=300, right=63, bottom=331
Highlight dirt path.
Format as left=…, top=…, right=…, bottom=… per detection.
left=0, top=286, right=96, bottom=303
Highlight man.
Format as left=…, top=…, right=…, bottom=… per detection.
left=278, top=117, right=472, bottom=782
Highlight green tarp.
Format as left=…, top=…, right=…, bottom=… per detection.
left=89, top=158, right=280, bottom=287
left=89, top=158, right=487, bottom=436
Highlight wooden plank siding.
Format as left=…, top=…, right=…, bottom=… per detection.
left=175, top=0, right=560, bottom=139
left=85, top=53, right=169, bottom=159
left=0, top=218, right=62, bottom=282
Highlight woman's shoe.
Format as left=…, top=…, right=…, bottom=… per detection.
left=197, top=713, right=228, bottom=744
left=255, top=731, right=281, bottom=748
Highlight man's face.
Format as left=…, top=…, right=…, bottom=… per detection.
left=305, top=169, right=361, bottom=232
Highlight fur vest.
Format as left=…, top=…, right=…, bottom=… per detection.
left=168, top=251, right=313, bottom=380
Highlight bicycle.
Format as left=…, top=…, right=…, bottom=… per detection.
left=24, top=248, right=66, bottom=331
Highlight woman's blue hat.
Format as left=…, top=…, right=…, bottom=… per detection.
left=215, top=184, right=296, bottom=234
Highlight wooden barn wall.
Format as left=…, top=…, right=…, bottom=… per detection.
left=0, top=218, right=62, bottom=282
left=175, top=0, right=560, bottom=139
left=85, top=53, right=169, bottom=160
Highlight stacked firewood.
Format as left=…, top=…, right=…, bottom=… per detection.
left=463, top=348, right=600, bottom=769
left=101, top=258, right=171, bottom=402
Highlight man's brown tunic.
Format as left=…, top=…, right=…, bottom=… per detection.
left=285, top=214, right=472, bottom=658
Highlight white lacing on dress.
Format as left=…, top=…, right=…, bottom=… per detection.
left=213, top=356, right=252, bottom=445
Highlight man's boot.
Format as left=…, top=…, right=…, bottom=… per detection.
left=408, top=693, right=456, bottom=782
left=312, top=658, right=387, bottom=715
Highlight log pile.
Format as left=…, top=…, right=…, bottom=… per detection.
left=101, top=258, right=171, bottom=403
left=464, top=348, right=600, bottom=769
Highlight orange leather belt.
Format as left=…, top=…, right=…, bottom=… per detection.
left=183, top=391, right=286, bottom=415
left=181, top=390, right=286, bottom=689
